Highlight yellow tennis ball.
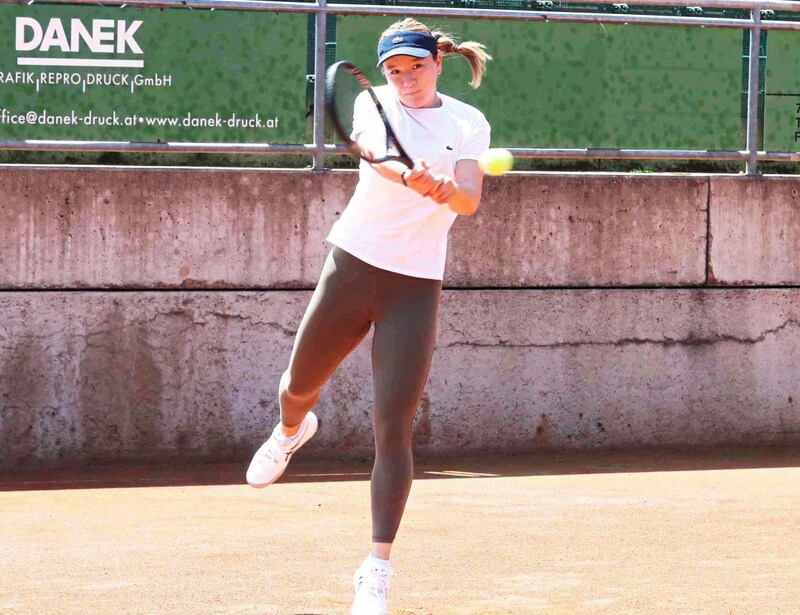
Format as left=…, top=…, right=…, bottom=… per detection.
left=479, top=148, right=514, bottom=176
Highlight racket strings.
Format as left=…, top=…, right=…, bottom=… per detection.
left=350, top=68, right=372, bottom=90
left=326, top=61, right=412, bottom=167
left=336, top=71, right=390, bottom=157
left=332, top=71, right=361, bottom=141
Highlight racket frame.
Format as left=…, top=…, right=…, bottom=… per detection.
left=325, top=60, right=414, bottom=169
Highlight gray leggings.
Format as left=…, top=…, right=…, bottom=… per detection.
left=280, top=247, right=441, bottom=543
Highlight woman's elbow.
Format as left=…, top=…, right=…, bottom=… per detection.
left=454, top=193, right=481, bottom=216
left=459, top=201, right=480, bottom=216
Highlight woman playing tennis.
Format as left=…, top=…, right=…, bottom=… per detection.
left=247, top=18, right=491, bottom=615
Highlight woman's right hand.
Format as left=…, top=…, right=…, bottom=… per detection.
left=403, top=159, right=443, bottom=198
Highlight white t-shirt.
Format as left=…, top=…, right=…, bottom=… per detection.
left=326, top=85, right=491, bottom=280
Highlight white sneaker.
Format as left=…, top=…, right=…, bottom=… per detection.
left=351, top=557, right=392, bottom=615
left=246, top=412, right=318, bottom=488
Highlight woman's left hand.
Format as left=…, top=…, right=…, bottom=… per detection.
left=427, top=175, right=458, bottom=205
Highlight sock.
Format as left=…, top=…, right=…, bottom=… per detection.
left=274, top=419, right=304, bottom=442
left=366, top=554, right=391, bottom=570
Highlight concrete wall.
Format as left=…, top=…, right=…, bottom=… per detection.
left=1, top=168, right=798, bottom=470
left=0, top=168, right=710, bottom=288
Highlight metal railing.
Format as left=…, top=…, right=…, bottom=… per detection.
left=3, top=0, right=800, bottom=173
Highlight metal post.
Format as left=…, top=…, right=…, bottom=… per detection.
left=312, top=0, right=328, bottom=171
left=745, top=9, right=762, bottom=175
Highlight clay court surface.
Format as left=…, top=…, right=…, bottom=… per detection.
left=1, top=448, right=799, bottom=615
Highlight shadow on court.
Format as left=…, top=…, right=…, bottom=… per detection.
left=1, top=444, right=798, bottom=492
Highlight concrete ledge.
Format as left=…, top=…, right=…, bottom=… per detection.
left=0, top=168, right=708, bottom=288
left=0, top=168, right=340, bottom=289
left=709, top=176, right=800, bottom=285
left=1, top=289, right=798, bottom=470
left=449, top=173, right=708, bottom=287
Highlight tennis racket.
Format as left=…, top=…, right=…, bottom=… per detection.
left=325, top=60, right=414, bottom=169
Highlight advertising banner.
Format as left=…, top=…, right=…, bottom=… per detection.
left=765, top=31, right=800, bottom=152
left=0, top=4, right=308, bottom=143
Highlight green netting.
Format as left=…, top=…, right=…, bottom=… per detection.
left=336, top=15, right=744, bottom=149
left=331, top=0, right=751, bottom=20
left=2, top=1, right=799, bottom=167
